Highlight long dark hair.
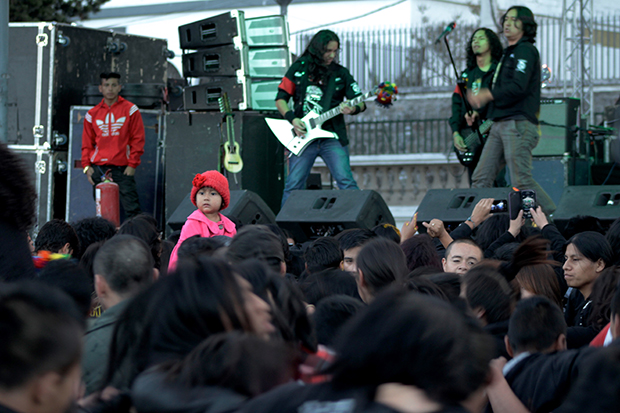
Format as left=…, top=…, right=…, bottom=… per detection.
left=466, top=28, right=504, bottom=70
left=502, top=6, right=537, bottom=43
left=300, top=29, right=339, bottom=84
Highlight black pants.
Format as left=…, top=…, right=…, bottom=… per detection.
left=91, top=165, right=142, bottom=218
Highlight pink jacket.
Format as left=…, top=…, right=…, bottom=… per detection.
left=168, top=209, right=237, bottom=272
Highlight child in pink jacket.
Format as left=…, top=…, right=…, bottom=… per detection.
left=168, top=170, right=237, bottom=271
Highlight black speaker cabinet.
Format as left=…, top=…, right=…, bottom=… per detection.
left=553, top=186, right=620, bottom=234
left=416, top=188, right=513, bottom=233
left=182, top=44, right=248, bottom=78
left=167, top=190, right=276, bottom=232
left=532, top=156, right=589, bottom=206
left=535, top=98, right=580, bottom=156
left=179, top=10, right=245, bottom=49
left=163, top=111, right=284, bottom=230
left=164, top=112, right=222, bottom=228
left=276, top=190, right=394, bottom=243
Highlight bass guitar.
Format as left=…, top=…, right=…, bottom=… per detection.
left=219, top=93, right=243, bottom=173
left=266, top=82, right=398, bottom=156
left=454, top=119, right=494, bottom=167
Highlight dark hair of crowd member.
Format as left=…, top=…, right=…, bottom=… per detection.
left=118, top=215, right=162, bottom=270
left=562, top=215, right=606, bottom=240
left=0, top=143, right=37, bottom=233
left=463, top=265, right=514, bottom=325
left=371, top=223, right=401, bottom=244
left=357, top=237, right=409, bottom=295
left=303, top=237, right=343, bottom=274
left=71, top=217, right=117, bottom=260
left=565, top=231, right=613, bottom=269
left=605, top=217, right=620, bottom=265
left=465, top=28, right=504, bottom=70
left=516, top=263, right=564, bottom=307
left=227, top=225, right=285, bottom=274
left=166, top=332, right=297, bottom=398
left=265, top=224, right=293, bottom=267
left=426, top=272, right=462, bottom=302
left=300, top=268, right=361, bottom=305
left=0, top=282, right=83, bottom=390
left=498, top=236, right=560, bottom=283
left=554, top=345, right=620, bottom=413
left=34, top=219, right=80, bottom=256
left=93, top=235, right=155, bottom=297
left=177, top=235, right=228, bottom=260
left=587, top=266, right=620, bottom=330
left=38, top=259, right=93, bottom=318
left=236, top=259, right=316, bottom=352
left=301, top=29, right=340, bottom=84
left=329, top=288, right=494, bottom=405
left=313, top=295, right=364, bottom=347
left=475, top=214, right=510, bottom=251
left=404, top=276, right=449, bottom=302
left=103, top=257, right=255, bottom=390
left=400, top=234, right=443, bottom=272
left=335, top=228, right=376, bottom=252
left=79, top=240, right=104, bottom=290
left=502, top=5, right=538, bottom=42
left=507, top=296, right=567, bottom=354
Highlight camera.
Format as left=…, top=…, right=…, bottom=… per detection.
left=509, top=189, right=537, bottom=220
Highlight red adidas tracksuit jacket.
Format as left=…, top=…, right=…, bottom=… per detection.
left=81, top=96, right=145, bottom=169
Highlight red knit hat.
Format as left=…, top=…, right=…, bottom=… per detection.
left=190, top=170, right=230, bottom=210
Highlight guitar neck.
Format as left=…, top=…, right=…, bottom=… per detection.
left=315, top=91, right=372, bottom=124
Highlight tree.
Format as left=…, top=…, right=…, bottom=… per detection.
left=9, top=0, right=111, bottom=23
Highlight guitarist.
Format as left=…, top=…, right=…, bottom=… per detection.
left=449, top=28, right=503, bottom=184
left=275, top=29, right=365, bottom=207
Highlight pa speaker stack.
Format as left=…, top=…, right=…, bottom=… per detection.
left=179, top=10, right=291, bottom=111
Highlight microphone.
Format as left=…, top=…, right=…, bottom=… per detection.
left=435, top=22, right=457, bottom=44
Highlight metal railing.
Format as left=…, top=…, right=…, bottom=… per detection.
left=347, top=119, right=452, bottom=156
left=294, top=16, right=620, bottom=92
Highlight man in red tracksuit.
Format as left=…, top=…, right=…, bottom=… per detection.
left=82, top=72, right=145, bottom=218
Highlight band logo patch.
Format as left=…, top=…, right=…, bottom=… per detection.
left=516, top=59, right=527, bottom=73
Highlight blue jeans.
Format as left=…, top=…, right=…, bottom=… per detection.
left=281, top=138, right=359, bottom=207
left=471, top=119, right=556, bottom=215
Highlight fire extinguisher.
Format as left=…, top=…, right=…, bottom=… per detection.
left=96, top=170, right=120, bottom=227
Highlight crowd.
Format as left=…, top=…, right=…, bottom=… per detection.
left=1, top=140, right=620, bottom=413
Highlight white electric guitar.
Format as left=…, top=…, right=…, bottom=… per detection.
left=266, top=82, right=398, bottom=156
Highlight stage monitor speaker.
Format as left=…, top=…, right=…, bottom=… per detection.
left=167, top=190, right=276, bottom=232
left=416, top=188, right=513, bottom=233
left=276, top=190, right=394, bottom=243
left=535, top=97, right=580, bottom=156
left=184, top=76, right=279, bottom=111
left=179, top=10, right=246, bottom=50
left=553, top=186, right=620, bottom=234
left=164, top=112, right=222, bottom=228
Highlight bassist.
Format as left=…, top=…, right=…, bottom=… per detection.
left=275, top=29, right=365, bottom=207
left=449, top=28, right=503, bottom=183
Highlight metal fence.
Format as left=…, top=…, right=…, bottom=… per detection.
left=294, top=16, right=620, bottom=92
left=347, top=119, right=452, bottom=156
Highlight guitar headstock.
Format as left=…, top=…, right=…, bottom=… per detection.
left=218, top=92, right=233, bottom=115
left=374, top=82, right=398, bottom=108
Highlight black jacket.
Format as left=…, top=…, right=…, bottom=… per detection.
left=488, top=38, right=541, bottom=124
left=131, top=368, right=246, bottom=413
left=449, top=64, right=497, bottom=134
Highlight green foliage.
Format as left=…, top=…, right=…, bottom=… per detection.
left=9, top=0, right=111, bottom=22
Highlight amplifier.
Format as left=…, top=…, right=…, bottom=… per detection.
left=184, top=76, right=279, bottom=111
left=182, top=43, right=289, bottom=78
left=534, top=97, right=580, bottom=156
left=179, top=10, right=246, bottom=49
